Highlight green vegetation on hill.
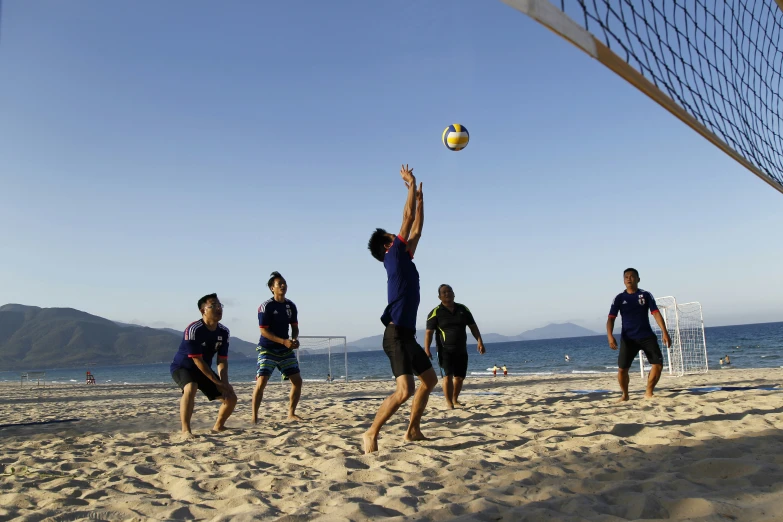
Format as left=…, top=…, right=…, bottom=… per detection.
left=0, top=304, right=256, bottom=371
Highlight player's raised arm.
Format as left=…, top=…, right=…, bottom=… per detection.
left=406, top=182, right=424, bottom=257
left=398, top=164, right=417, bottom=242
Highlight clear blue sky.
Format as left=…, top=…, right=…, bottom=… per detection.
left=1, top=0, right=781, bottom=344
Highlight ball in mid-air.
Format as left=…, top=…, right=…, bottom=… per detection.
left=442, top=124, right=469, bottom=151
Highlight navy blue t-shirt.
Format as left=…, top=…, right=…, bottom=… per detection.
left=608, top=289, right=659, bottom=340
left=381, top=235, right=420, bottom=330
left=170, top=320, right=230, bottom=374
left=258, top=298, right=298, bottom=351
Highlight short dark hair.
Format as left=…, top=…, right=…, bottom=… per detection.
left=368, top=228, right=390, bottom=262
left=198, top=293, right=218, bottom=312
left=267, top=271, right=285, bottom=290
left=623, top=268, right=639, bottom=277
left=438, top=284, right=453, bottom=295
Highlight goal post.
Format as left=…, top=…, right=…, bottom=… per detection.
left=642, top=296, right=709, bottom=378
left=499, top=0, right=783, bottom=195
left=295, top=336, right=348, bottom=382
left=674, top=302, right=710, bottom=375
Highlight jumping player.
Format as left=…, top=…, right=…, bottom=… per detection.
left=363, top=164, right=437, bottom=454
left=170, top=294, right=237, bottom=436
left=424, top=284, right=486, bottom=409
left=251, top=271, right=303, bottom=423
left=607, top=268, right=672, bottom=401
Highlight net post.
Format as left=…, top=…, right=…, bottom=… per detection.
left=698, top=303, right=709, bottom=373
left=343, top=337, right=348, bottom=382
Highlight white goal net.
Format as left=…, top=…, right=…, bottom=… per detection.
left=641, top=296, right=709, bottom=377
left=295, top=336, right=348, bottom=382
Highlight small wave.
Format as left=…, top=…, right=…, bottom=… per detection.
left=571, top=370, right=609, bottom=374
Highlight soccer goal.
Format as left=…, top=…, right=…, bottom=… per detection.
left=641, top=296, right=709, bottom=378
left=295, top=336, right=348, bottom=382
left=499, top=0, right=783, bottom=195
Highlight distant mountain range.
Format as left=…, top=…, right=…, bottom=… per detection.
left=0, top=303, right=600, bottom=370
left=346, top=322, right=599, bottom=350
left=0, top=304, right=258, bottom=371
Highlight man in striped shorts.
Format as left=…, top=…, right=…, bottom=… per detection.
left=251, top=271, right=303, bottom=424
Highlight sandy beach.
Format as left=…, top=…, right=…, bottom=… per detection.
left=1, top=369, right=782, bottom=521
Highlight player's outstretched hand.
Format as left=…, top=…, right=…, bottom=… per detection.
left=416, top=182, right=423, bottom=202
left=608, top=335, right=618, bottom=350
left=400, top=164, right=415, bottom=186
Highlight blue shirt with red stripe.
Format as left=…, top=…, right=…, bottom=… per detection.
left=381, top=235, right=420, bottom=330
left=170, top=320, right=230, bottom=374
left=258, top=298, right=298, bottom=351
left=608, top=289, right=659, bottom=340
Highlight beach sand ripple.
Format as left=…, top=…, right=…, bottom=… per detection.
left=1, top=369, right=781, bottom=520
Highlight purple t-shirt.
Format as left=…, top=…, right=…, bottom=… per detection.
left=170, top=320, right=229, bottom=373
left=608, top=289, right=660, bottom=340
left=381, top=235, right=420, bottom=330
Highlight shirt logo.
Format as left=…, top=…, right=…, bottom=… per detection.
left=287, top=309, right=292, bottom=318
left=622, top=300, right=627, bottom=304
left=638, top=296, right=646, bottom=305
left=273, top=310, right=278, bottom=314
left=217, top=336, right=223, bottom=341
left=201, top=342, right=206, bottom=346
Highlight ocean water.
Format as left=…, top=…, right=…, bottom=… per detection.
left=2, top=322, right=781, bottom=385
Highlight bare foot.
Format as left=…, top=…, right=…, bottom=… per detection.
left=363, top=432, right=378, bottom=454
left=445, top=401, right=454, bottom=410
left=616, top=395, right=630, bottom=403
left=287, top=414, right=303, bottom=422
left=251, top=416, right=258, bottom=426
left=404, top=429, right=428, bottom=442
left=212, top=425, right=228, bottom=432
left=178, top=431, right=197, bottom=441
left=644, top=391, right=655, bottom=399
left=453, top=400, right=464, bottom=408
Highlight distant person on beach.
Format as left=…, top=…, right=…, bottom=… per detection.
left=492, top=364, right=498, bottom=377
left=170, top=293, right=237, bottom=436
left=607, top=268, right=671, bottom=401
left=502, top=365, right=508, bottom=377
left=424, top=284, right=486, bottom=409
left=252, top=272, right=302, bottom=424
left=363, top=164, right=437, bottom=454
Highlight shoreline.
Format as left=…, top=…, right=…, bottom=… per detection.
left=0, top=364, right=773, bottom=387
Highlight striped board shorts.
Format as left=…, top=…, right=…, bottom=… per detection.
left=256, top=346, right=300, bottom=378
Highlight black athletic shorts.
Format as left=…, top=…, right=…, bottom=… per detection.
left=171, top=367, right=223, bottom=401
left=619, top=335, right=664, bottom=369
left=439, top=347, right=468, bottom=378
left=382, top=324, right=433, bottom=378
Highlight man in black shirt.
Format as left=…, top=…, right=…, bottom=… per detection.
left=424, top=284, right=486, bottom=409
